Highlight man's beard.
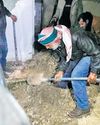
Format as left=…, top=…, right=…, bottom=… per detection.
left=52, top=44, right=59, bottom=50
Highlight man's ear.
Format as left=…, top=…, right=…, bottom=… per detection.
left=86, top=19, right=89, bottom=24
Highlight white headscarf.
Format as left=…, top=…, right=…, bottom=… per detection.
left=54, top=25, right=72, bottom=62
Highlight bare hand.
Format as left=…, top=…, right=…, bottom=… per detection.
left=87, top=72, right=97, bottom=84
left=10, top=15, right=17, bottom=22
left=49, top=17, right=58, bottom=26
left=52, top=17, right=57, bottom=22
left=54, top=71, right=64, bottom=81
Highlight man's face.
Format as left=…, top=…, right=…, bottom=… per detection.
left=45, top=37, right=61, bottom=50
left=78, top=18, right=87, bottom=29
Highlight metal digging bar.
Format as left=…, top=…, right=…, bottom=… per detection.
left=13, top=21, right=19, bottom=65
left=48, top=77, right=100, bottom=83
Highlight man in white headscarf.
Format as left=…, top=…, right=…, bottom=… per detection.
left=38, top=24, right=100, bottom=118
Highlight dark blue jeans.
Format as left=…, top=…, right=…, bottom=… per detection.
left=0, top=30, right=8, bottom=71
left=0, top=46, right=8, bottom=71
left=0, top=17, right=7, bottom=71
left=57, top=56, right=91, bottom=109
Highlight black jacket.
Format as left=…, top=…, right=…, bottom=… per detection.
left=0, top=0, right=11, bottom=30
left=56, top=28, right=100, bottom=74
left=0, top=0, right=11, bottom=17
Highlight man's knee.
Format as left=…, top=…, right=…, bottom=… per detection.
left=71, top=69, right=80, bottom=78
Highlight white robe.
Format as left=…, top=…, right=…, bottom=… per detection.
left=55, top=25, right=72, bottom=62
left=6, top=0, right=34, bottom=62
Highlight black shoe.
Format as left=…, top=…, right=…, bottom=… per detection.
left=68, top=107, right=90, bottom=118
left=53, top=82, right=67, bottom=89
left=5, top=68, right=14, bottom=73
left=4, top=68, right=14, bottom=76
left=4, top=72, right=9, bottom=79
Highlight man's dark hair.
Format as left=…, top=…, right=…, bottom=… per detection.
left=78, top=11, right=93, bottom=31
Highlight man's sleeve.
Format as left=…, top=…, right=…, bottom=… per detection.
left=54, top=48, right=69, bottom=72
left=4, top=7, right=12, bottom=17
left=76, top=32, right=100, bottom=74
left=56, top=61, right=69, bottom=72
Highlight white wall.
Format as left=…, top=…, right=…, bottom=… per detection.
left=6, top=0, right=34, bottom=62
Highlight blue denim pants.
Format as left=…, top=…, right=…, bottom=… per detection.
left=57, top=56, right=91, bottom=109
left=0, top=30, right=8, bottom=71
left=0, top=45, right=8, bottom=71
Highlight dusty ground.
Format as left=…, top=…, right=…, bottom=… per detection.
left=7, top=51, right=100, bottom=125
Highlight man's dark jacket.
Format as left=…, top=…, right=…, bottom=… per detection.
left=0, top=0, right=11, bottom=29
left=55, top=28, right=100, bottom=74
left=0, top=0, right=11, bottom=46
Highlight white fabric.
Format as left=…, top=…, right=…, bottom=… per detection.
left=55, top=25, right=72, bottom=62
left=0, top=85, right=31, bottom=125
left=6, top=0, right=34, bottom=62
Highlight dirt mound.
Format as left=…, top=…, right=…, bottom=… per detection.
left=7, top=51, right=57, bottom=85
left=7, top=51, right=100, bottom=125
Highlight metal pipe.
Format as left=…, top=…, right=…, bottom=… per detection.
left=48, top=77, right=100, bottom=83
left=12, top=21, right=18, bottom=65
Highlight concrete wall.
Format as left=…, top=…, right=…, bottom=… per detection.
left=83, top=0, right=100, bottom=16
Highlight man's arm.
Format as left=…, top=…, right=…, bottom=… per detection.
left=53, top=43, right=69, bottom=80
left=76, top=31, right=100, bottom=83
left=4, top=7, right=17, bottom=22
left=0, top=0, right=11, bottom=17
left=77, top=32, right=100, bottom=74
left=51, top=0, right=65, bottom=24
left=4, top=7, right=12, bottom=17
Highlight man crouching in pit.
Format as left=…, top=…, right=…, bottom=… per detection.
left=38, top=25, right=100, bottom=118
